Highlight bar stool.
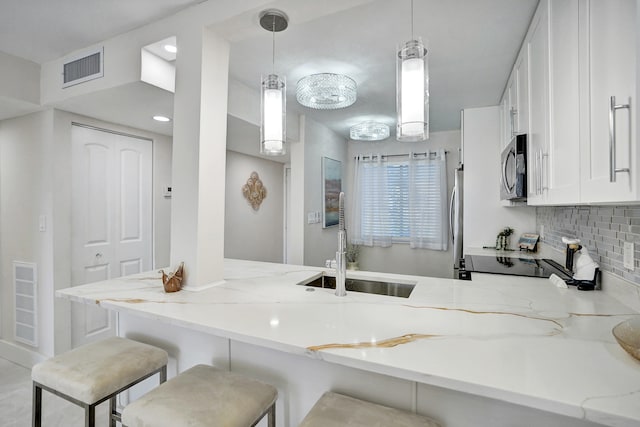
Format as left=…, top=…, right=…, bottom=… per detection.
left=299, top=392, right=442, bottom=427
left=32, top=337, right=168, bottom=427
left=121, top=364, right=278, bottom=427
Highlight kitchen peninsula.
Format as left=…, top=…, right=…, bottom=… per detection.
left=57, top=259, right=640, bottom=427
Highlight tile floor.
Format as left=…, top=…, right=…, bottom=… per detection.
left=0, top=357, right=110, bottom=427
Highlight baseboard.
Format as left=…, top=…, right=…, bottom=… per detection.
left=0, top=339, right=46, bottom=369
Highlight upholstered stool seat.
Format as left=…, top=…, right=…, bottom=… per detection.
left=299, top=392, right=442, bottom=427
left=122, top=364, right=278, bottom=427
left=32, top=337, right=168, bottom=427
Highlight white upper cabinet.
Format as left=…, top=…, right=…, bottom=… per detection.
left=515, top=52, right=529, bottom=136
left=526, top=0, right=549, bottom=206
left=546, top=0, right=581, bottom=204
left=579, top=0, right=637, bottom=203
left=500, top=96, right=510, bottom=150
left=500, top=51, right=529, bottom=151
left=520, top=0, right=636, bottom=205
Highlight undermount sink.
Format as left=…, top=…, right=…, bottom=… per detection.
left=300, top=275, right=415, bottom=298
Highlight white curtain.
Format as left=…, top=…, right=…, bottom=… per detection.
left=350, top=154, right=393, bottom=247
left=408, top=149, right=448, bottom=250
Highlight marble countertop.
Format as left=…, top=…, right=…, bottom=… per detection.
left=56, top=259, right=640, bottom=426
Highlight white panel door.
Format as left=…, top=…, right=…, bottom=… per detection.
left=71, top=125, right=152, bottom=348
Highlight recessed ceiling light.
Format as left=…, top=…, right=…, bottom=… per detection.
left=153, top=115, right=171, bottom=122
left=163, top=44, right=177, bottom=53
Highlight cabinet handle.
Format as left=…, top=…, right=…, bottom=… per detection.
left=534, top=151, right=539, bottom=195
left=609, top=95, right=631, bottom=182
left=541, top=152, right=549, bottom=192
left=449, top=187, right=455, bottom=242
left=510, top=108, right=518, bottom=137
left=537, top=150, right=542, bottom=195
left=535, top=151, right=540, bottom=196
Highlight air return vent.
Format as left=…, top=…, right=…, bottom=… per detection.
left=14, top=261, right=38, bottom=347
left=62, top=47, right=104, bottom=88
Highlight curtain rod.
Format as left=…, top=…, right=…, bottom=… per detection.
left=354, top=151, right=449, bottom=160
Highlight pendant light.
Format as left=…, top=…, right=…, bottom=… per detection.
left=396, top=0, right=429, bottom=141
left=259, top=9, right=288, bottom=156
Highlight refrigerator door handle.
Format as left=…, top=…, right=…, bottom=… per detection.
left=449, top=186, right=456, bottom=242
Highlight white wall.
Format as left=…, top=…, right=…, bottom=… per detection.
left=0, top=51, right=40, bottom=105
left=224, top=150, right=284, bottom=263
left=0, top=110, right=55, bottom=362
left=302, top=117, right=348, bottom=267
left=346, top=130, right=462, bottom=278
left=0, top=108, right=172, bottom=364
left=463, top=106, right=536, bottom=250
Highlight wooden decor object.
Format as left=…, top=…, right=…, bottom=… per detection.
left=242, top=171, right=267, bottom=210
left=160, top=262, right=184, bottom=293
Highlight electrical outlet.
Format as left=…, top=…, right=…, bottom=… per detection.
left=624, top=242, right=635, bottom=270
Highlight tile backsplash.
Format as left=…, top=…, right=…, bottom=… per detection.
left=536, top=206, right=640, bottom=284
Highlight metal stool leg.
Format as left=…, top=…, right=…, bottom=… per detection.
left=160, top=365, right=167, bottom=383
left=268, top=403, right=276, bottom=427
left=32, top=383, right=42, bottom=427
left=85, top=403, right=95, bottom=427
left=110, top=396, right=117, bottom=427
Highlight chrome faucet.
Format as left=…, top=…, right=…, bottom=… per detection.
left=335, top=192, right=347, bottom=296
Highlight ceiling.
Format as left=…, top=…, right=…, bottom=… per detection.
left=0, top=0, right=203, bottom=64
left=0, top=0, right=538, bottom=153
left=225, top=0, right=538, bottom=136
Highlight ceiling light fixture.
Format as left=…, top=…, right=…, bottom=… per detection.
left=396, top=0, right=429, bottom=141
left=296, top=73, right=357, bottom=110
left=153, top=115, right=171, bottom=122
left=163, top=44, right=177, bottom=53
left=350, top=121, right=390, bottom=141
left=259, top=9, right=288, bottom=156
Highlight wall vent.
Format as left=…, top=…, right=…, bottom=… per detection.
left=14, top=261, right=38, bottom=347
left=62, top=47, right=104, bottom=88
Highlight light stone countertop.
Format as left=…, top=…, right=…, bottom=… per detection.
left=56, top=258, right=640, bottom=427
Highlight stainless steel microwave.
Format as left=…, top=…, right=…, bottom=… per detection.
left=500, top=134, right=527, bottom=201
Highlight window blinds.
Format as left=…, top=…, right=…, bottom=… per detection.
left=351, top=150, right=448, bottom=250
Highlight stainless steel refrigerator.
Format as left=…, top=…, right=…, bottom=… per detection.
left=450, top=163, right=464, bottom=278
left=451, top=110, right=464, bottom=278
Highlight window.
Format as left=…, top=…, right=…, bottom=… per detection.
left=351, top=150, right=448, bottom=250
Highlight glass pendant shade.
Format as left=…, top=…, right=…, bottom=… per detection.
left=350, top=121, right=390, bottom=141
left=260, top=74, right=286, bottom=156
left=396, top=38, right=429, bottom=141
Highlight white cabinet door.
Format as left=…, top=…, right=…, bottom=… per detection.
left=500, top=96, right=509, bottom=150
left=507, top=78, right=517, bottom=137
left=526, top=0, right=550, bottom=205
left=546, top=0, right=581, bottom=204
left=515, top=52, right=529, bottom=135
left=580, top=0, right=637, bottom=202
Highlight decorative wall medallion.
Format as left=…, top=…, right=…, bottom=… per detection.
left=242, top=171, right=267, bottom=210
